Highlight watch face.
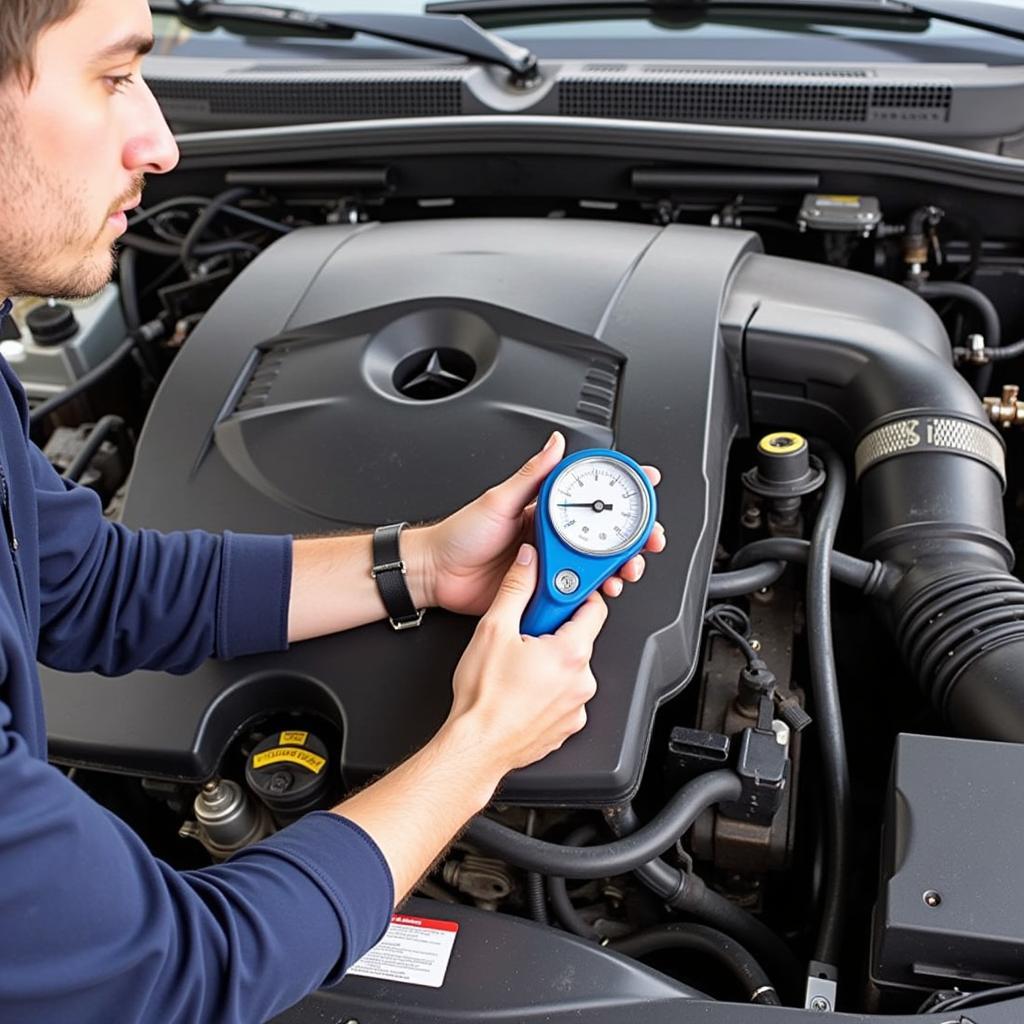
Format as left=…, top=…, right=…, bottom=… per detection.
left=546, top=456, right=649, bottom=556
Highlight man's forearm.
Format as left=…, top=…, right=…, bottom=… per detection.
left=329, top=715, right=501, bottom=902
left=287, top=529, right=437, bottom=643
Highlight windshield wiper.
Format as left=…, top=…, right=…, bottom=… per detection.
left=150, top=1, right=539, bottom=82
left=425, top=0, right=1024, bottom=45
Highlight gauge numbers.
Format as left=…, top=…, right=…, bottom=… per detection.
left=547, top=455, right=650, bottom=556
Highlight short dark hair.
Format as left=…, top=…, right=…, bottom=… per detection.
left=1, top=0, right=82, bottom=85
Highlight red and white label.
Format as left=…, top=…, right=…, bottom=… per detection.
left=348, top=915, right=460, bottom=988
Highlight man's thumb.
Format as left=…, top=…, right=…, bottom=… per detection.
left=487, top=431, right=564, bottom=517
left=487, top=543, right=538, bottom=622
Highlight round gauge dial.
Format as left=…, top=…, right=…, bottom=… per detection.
left=546, top=455, right=650, bottom=556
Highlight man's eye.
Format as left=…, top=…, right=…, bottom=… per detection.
left=106, top=73, right=135, bottom=94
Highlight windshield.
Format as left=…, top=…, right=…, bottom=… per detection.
left=152, top=2, right=1024, bottom=65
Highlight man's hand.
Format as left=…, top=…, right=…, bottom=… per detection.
left=447, top=541, right=605, bottom=772
left=414, top=431, right=666, bottom=617
left=333, top=544, right=606, bottom=900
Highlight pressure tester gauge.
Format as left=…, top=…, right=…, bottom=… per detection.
left=521, top=448, right=657, bottom=636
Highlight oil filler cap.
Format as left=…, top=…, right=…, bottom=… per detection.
left=245, top=729, right=330, bottom=821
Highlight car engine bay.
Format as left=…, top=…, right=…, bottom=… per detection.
left=14, top=114, right=1024, bottom=1022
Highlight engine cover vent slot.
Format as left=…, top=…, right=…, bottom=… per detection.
left=577, top=358, right=621, bottom=426
left=234, top=347, right=290, bottom=413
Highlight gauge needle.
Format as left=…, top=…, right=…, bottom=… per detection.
left=557, top=501, right=614, bottom=511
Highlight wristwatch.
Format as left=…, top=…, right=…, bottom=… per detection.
left=371, top=523, right=425, bottom=631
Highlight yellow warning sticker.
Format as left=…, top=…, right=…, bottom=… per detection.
left=252, top=747, right=326, bottom=774
left=279, top=731, right=309, bottom=746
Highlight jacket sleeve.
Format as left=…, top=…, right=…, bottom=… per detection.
left=30, top=444, right=292, bottom=674
left=0, top=697, right=394, bottom=1023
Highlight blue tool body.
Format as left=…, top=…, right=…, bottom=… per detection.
left=521, top=448, right=657, bottom=636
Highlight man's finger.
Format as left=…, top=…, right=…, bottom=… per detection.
left=555, top=591, right=608, bottom=647
left=485, top=543, right=539, bottom=625
left=644, top=523, right=666, bottom=553
left=642, top=464, right=662, bottom=487
left=485, top=431, right=566, bottom=518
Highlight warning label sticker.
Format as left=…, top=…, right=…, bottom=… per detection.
left=250, top=746, right=326, bottom=773
left=348, top=914, right=459, bottom=989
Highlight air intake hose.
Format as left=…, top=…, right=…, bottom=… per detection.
left=741, top=266, right=1020, bottom=741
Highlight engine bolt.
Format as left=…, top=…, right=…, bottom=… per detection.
left=923, top=889, right=942, bottom=908
left=809, top=996, right=831, bottom=1012
left=741, top=506, right=762, bottom=529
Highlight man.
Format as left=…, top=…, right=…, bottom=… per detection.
left=0, top=2, right=665, bottom=1022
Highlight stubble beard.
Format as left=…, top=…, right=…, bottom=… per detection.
left=0, top=104, right=122, bottom=301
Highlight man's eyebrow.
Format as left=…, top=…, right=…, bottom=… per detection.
left=90, top=34, right=155, bottom=64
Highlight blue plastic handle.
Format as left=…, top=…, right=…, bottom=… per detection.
left=520, top=448, right=657, bottom=636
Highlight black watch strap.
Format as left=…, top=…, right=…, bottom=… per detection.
left=371, top=523, right=425, bottom=631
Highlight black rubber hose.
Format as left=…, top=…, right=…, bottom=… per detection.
left=708, top=561, right=785, bottom=599
left=181, top=187, right=252, bottom=274
left=466, top=771, right=741, bottom=879
left=954, top=336, right=1024, bottom=364
left=611, top=924, right=781, bottom=1006
left=806, top=446, right=851, bottom=970
left=29, top=338, right=133, bottom=427
left=730, top=538, right=887, bottom=594
left=604, top=805, right=802, bottom=996
left=913, top=279, right=1001, bottom=394
left=61, top=415, right=126, bottom=483
left=118, top=246, right=141, bottom=333
left=29, top=321, right=165, bottom=430
left=545, top=825, right=601, bottom=940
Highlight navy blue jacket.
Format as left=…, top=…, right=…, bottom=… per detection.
left=0, top=305, right=393, bottom=1023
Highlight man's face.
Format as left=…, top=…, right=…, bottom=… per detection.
left=0, top=0, right=179, bottom=300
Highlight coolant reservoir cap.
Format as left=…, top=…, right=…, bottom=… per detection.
left=245, top=730, right=330, bottom=816
left=26, top=301, right=79, bottom=346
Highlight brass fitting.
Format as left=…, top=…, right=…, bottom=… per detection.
left=984, top=385, right=1024, bottom=429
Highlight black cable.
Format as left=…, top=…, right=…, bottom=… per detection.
left=523, top=810, right=549, bottom=925
left=525, top=872, right=548, bottom=925
left=604, top=804, right=802, bottom=997
left=708, top=561, right=786, bottom=599
left=611, top=924, right=781, bottom=1005
left=703, top=604, right=758, bottom=664
left=181, top=187, right=253, bottom=275
left=466, top=771, right=741, bottom=879
left=129, top=195, right=293, bottom=236
left=921, top=982, right=1024, bottom=1014
left=122, top=233, right=260, bottom=260
left=61, top=416, right=127, bottom=483
left=29, top=321, right=165, bottom=429
left=545, top=825, right=602, bottom=940
left=807, top=445, right=851, bottom=971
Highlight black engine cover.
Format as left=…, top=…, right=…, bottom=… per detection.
left=40, top=219, right=757, bottom=804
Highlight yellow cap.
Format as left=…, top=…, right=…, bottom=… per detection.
left=757, top=431, right=806, bottom=456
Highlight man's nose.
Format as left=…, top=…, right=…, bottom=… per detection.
left=122, top=79, right=180, bottom=175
